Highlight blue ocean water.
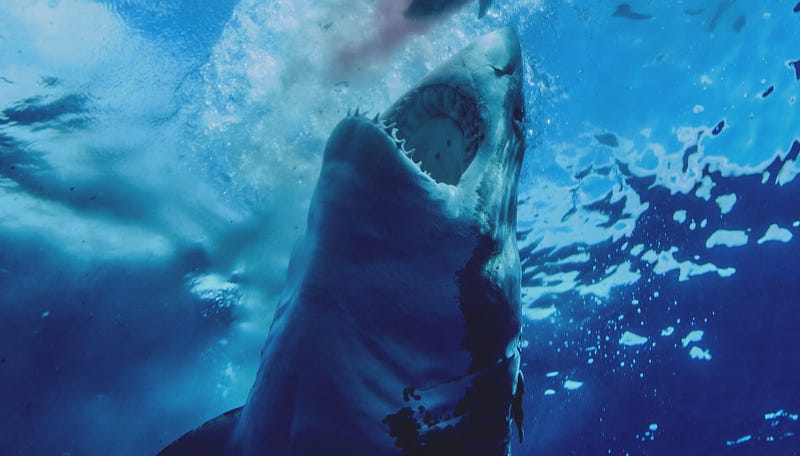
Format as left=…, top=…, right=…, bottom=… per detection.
left=1, top=1, right=798, bottom=455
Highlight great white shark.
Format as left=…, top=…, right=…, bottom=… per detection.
left=160, top=27, right=526, bottom=455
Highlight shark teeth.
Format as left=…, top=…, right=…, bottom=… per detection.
left=344, top=109, right=415, bottom=156
left=381, top=84, right=484, bottom=182
left=383, top=84, right=483, bottom=157
left=347, top=107, right=371, bottom=118
left=353, top=84, right=485, bottom=177
left=388, top=127, right=413, bottom=156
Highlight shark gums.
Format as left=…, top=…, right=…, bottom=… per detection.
left=160, top=27, right=526, bottom=456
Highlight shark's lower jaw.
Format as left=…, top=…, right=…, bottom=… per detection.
left=382, top=84, right=484, bottom=186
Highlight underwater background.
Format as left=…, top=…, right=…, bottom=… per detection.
left=1, top=0, right=798, bottom=454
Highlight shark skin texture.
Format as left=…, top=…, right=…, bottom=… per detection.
left=159, top=27, right=526, bottom=456
left=404, top=0, right=494, bottom=19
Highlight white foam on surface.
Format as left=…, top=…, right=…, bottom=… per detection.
left=715, top=193, right=737, bottom=214
left=517, top=173, right=648, bottom=255
left=521, top=271, right=579, bottom=305
left=522, top=305, right=557, bottom=321
left=579, top=261, right=641, bottom=298
left=726, top=435, right=752, bottom=446
left=689, top=346, right=712, bottom=361
left=642, top=247, right=735, bottom=281
left=555, top=252, right=591, bottom=264
left=695, top=175, right=715, bottom=201
left=706, top=229, right=749, bottom=248
left=776, top=155, right=800, bottom=186
left=717, top=267, right=736, bottom=277
left=188, top=273, right=240, bottom=308
left=563, top=380, right=584, bottom=390
left=681, top=330, right=704, bottom=347
left=764, top=410, right=799, bottom=421
left=757, top=224, right=793, bottom=244
left=619, top=331, right=649, bottom=346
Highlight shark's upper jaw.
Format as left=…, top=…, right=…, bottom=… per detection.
left=380, top=27, right=524, bottom=189
left=381, top=84, right=483, bottom=186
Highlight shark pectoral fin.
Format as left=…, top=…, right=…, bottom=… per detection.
left=158, top=406, right=242, bottom=456
left=478, top=0, right=493, bottom=18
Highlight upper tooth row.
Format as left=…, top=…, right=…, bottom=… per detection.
left=378, top=123, right=413, bottom=156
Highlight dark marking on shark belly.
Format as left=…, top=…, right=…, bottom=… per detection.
left=383, top=362, right=518, bottom=455
left=384, top=233, right=522, bottom=455
left=457, top=234, right=519, bottom=373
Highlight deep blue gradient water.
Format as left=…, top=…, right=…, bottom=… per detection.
left=1, top=1, right=798, bottom=455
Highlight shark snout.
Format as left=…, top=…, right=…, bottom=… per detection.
left=481, top=27, right=522, bottom=78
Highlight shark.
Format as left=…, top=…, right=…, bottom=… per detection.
left=159, top=27, right=526, bottom=456
left=404, top=0, right=495, bottom=19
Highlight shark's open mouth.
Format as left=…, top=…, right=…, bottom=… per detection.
left=381, top=84, right=484, bottom=186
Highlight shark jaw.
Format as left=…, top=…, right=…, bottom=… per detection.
left=380, top=83, right=484, bottom=186
left=381, top=26, right=524, bottom=191
left=159, top=28, right=526, bottom=456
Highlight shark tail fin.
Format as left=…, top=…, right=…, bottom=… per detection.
left=158, top=406, right=242, bottom=456
left=478, top=0, right=493, bottom=18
